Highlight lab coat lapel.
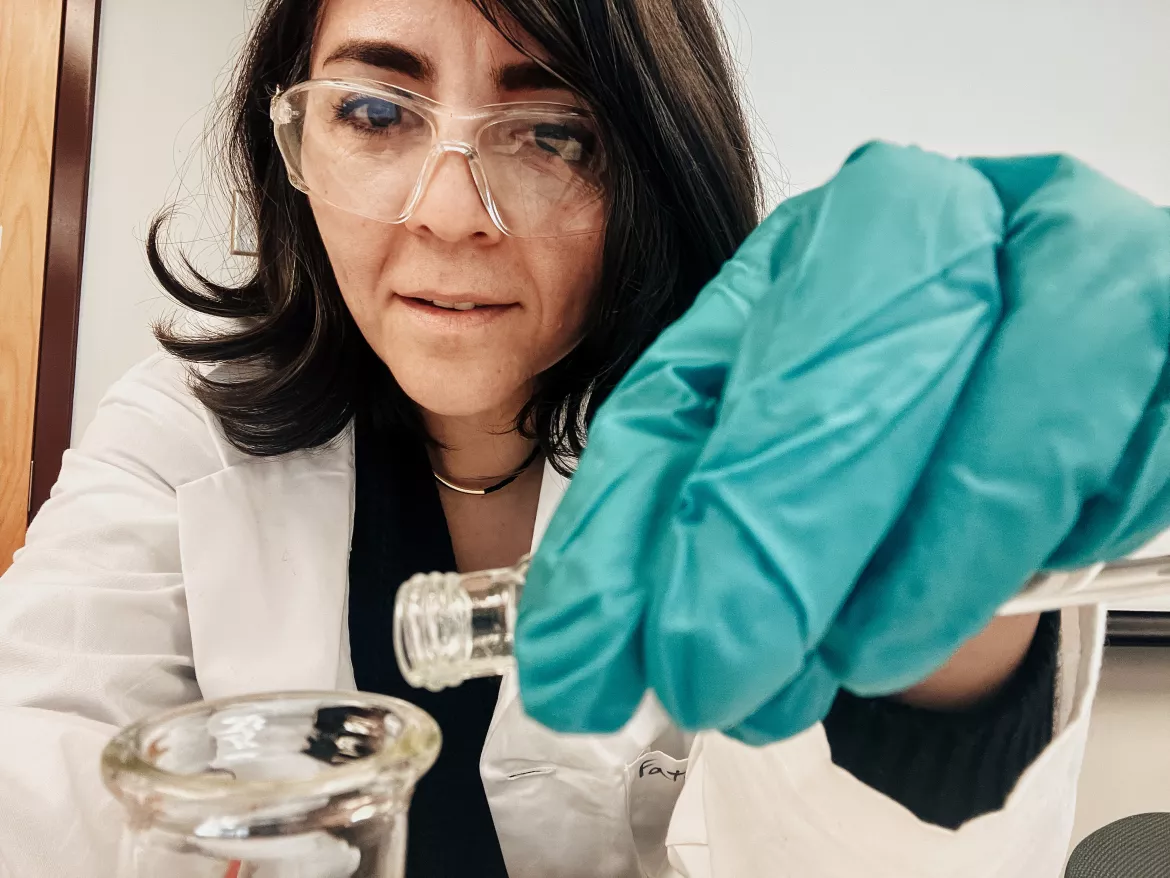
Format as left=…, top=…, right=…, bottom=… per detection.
left=177, top=429, right=356, bottom=700
left=480, top=461, right=684, bottom=878
left=484, top=459, right=570, bottom=738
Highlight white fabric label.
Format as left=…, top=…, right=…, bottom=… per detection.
left=627, top=751, right=690, bottom=878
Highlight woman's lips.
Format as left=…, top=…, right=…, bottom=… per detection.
left=395, top=294, right=519, bottom=329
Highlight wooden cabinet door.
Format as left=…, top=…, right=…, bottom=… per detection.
left=0, top=0, right=63, bottom=572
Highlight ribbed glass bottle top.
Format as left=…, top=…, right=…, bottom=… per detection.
left=394, top=557, right=528, bottom=692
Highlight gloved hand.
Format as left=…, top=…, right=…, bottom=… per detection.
left=515, top=141, right=1170, bottom=743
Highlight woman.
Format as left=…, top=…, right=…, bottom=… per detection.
left=2, top=0, right=1169, bottom=875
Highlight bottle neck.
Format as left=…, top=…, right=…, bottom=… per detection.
left=394, top=559, right=528, bottom=692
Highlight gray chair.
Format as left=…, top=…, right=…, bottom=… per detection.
left=1065, top=813, right=1170, bottom=877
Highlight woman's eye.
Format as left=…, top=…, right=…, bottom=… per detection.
left=336, top=96, right=402, bottom=131
left=531, top=123, right=593, bottom=163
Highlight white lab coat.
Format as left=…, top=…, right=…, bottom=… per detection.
left=0, top=354, right=1105, bottom=878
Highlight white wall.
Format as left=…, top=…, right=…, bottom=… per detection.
left=73, top=0, right=258, bottom=442
left=722, top=0, right=1170, bottom=205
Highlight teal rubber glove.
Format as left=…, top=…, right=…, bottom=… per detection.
left=515, top=142, right=1170, bottom=743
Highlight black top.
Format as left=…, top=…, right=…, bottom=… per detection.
left=823, top=609, right=1059, bottom=830
left=347, top=416, right=509, bottom=877
left=347, top=416, right=1060, bottom=875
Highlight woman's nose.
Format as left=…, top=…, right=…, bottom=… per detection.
left=404, top=148, right=503, bottom=243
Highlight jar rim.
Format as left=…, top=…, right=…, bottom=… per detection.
left=101, top=690, right=441, bottom=821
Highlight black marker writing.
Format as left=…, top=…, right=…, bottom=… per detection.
left=639, top=759, right=686, bottom=782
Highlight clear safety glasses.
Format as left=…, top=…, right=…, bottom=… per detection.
left=270, top=78, right=607, bottom=238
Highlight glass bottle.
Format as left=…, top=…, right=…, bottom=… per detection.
left=101, top=690, right=441, bottom=878
left=393, top=553, right=1170, bottom=691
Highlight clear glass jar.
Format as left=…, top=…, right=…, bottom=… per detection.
left=101, top=691, right=441, bottom=878
left=393, top=552, right=1170, bottom=691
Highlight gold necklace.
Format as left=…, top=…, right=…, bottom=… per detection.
left=432, top=446, right=542, bottom=496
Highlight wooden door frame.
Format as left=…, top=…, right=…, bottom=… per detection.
left=29, top=0, right=101, bottom=518
left=1, top=0, right=66, bottom=569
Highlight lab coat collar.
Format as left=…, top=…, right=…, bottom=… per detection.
left=175, top=432, right=571, bottom=706
left=176, top=428, right=357, bottom=700
left=484, top=460, right=572, bottom=742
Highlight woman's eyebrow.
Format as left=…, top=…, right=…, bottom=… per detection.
left=495, top=60, right=566, bottom=94
left=322, top=39, right=435, bottom=83
left=321, top=40, right=565, bottom=95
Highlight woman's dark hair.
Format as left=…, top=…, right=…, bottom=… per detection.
left=149, top=0, right=761, bottom=474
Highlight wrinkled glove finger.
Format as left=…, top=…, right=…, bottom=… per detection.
left=645, top=144, right=1005, bottom=731
left=722, top=656, right=840, bottom=746
left=824, top=157, right=1170, bottom=697
left=515, top=185, right=831, bottom=733
left=1049, top=207, right=1170, bottom=567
